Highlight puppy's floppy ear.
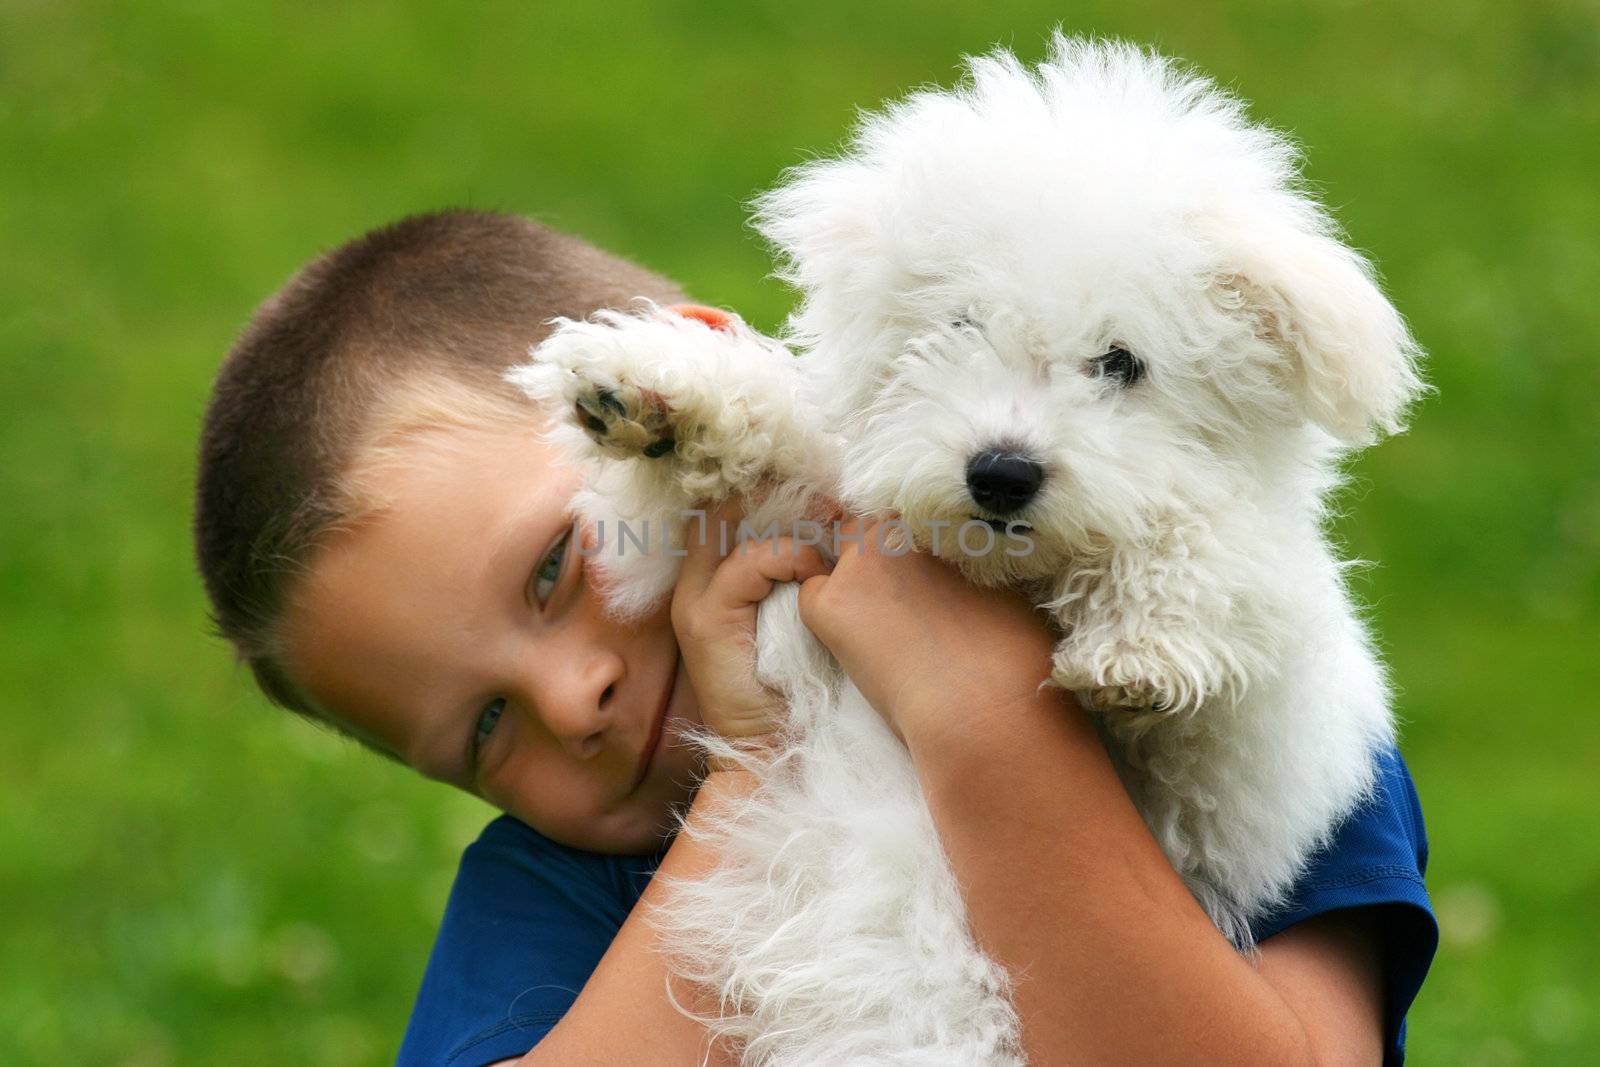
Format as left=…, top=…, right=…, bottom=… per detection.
left=1210, top=210, right=1426, bottom=444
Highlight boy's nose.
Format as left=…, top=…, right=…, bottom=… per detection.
left=525, top=655, right=623, bottom=760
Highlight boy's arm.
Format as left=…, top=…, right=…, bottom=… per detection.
left=799, top=520, right=1389, bottom=1066
left=502, top=764, right=1381, bottom=1067
left=905, top=687, right=1385, bottom=1065
left=513, top=769, right=755, bottom=1067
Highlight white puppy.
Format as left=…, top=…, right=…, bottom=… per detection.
left=512, top=36, right=1424, bottom=1067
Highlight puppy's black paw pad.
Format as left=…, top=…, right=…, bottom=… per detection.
left=575, top=399, right=610, bottom=436
left=595, top=387, right=627, bottom=417
left=570, top=376, right=677, bottom=458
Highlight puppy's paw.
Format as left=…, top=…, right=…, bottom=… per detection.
left=517, top=308, right=810, bottom=500
left=1080, top=680, right=1172, bottom=714
left=526, top=315, right=691, bottom=461
left=569, top=373, right=678, bottom=460
left=1051, top=640, right=1180, bottom=715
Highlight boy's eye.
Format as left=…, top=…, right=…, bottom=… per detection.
left=475, top=698, right=505, bottom=751
left=531, top=525, right=573, bottom=607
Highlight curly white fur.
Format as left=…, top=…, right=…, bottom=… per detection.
left=513, top=36, right=1423, bottom=1066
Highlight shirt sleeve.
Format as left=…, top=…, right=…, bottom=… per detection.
left=1250, top=747, right=1438, bottom=1067
left=396, top=815, right=659, bottom=1067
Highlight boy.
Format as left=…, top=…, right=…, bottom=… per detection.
left=196, top=210, right=1436, bottom=1065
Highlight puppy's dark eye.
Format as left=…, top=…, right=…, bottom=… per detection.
left=1092, top=346, right=1145, bottom=387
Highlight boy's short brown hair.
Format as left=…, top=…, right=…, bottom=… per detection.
left=194, top=210, right=686, bottom=719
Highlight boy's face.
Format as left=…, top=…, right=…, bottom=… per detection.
left=280, top=424, right=703, bottom=854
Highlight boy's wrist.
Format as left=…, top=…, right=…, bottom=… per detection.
left=685, top=756, right=767, bottom=819
left=900, top=684, right=1086, bottom=770
left=702, top=735, right=783, bottom=776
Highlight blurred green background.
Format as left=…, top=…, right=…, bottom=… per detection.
left=2, top=1, right=1596, bottom=1063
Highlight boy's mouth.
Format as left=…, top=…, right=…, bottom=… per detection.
left=629, top=657, right=679, bottom=795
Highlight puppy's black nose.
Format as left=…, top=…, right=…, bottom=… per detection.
left=965, top=450, right=1044, bottom=515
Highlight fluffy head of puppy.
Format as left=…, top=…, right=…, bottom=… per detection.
left=756, top=36, right=1425, bottom=584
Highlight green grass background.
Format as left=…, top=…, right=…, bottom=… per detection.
left=2, top=1, right=1596, bottom=1063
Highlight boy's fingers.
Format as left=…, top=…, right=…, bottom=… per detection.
left=700, top=539, right=833, bottom=616
left=675, top=497, right=746, bottom=596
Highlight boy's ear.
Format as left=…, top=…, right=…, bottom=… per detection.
left=1209, top=210, right=1427, bottom=444
left=667, top=304, right=738, bottom=333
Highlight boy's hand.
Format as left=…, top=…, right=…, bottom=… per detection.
left=797, top=518, right=1061, bottom=747
left=671, top=499, right=831, bottom=749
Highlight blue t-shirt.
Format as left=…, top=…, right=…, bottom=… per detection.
left=397, top=747, right=1436, bottom=1066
